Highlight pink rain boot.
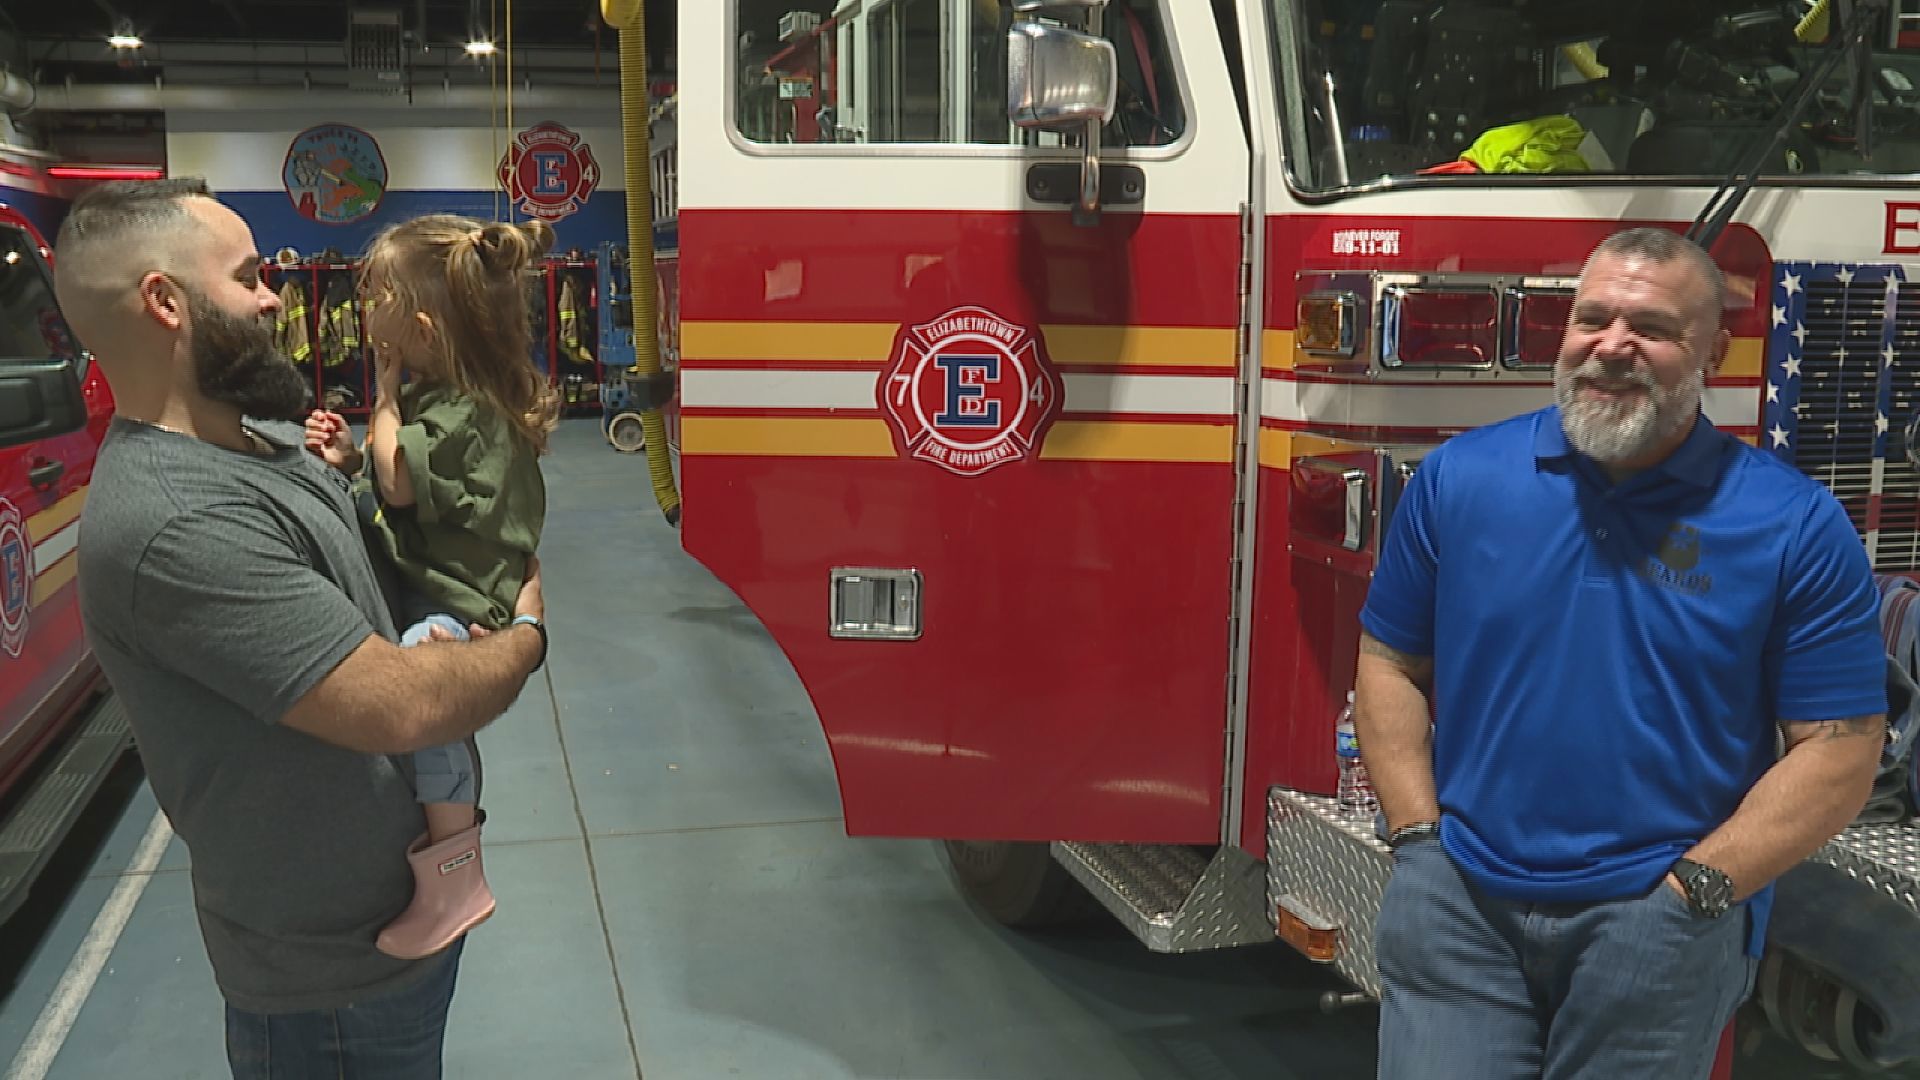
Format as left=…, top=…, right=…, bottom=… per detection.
left=376, top=823, right=496, bottom=959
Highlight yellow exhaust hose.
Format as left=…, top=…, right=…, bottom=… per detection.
left=603, top=0, right=681, bottom=525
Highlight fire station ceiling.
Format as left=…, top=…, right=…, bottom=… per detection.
left=4, top=1, right=675, bottom=83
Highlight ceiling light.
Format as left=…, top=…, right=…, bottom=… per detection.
left=108, top=33, right=144, bottom=49
left=465, top=40, right=496, bottom=55
left=48, top=164, right=166, bottom=181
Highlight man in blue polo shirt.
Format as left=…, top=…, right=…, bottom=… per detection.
left=1356, top=227, right=1888, bottom=1080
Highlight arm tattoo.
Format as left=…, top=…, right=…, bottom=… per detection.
left=1786, top=715, right=1887, bottom=744
left=1359, top=635, right=1434, bottom=679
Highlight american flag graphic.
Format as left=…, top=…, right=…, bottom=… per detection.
left=1767, top=260, right=1920, bottom=568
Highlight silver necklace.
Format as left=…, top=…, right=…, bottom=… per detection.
left=127, top=417, right=274, bottom=455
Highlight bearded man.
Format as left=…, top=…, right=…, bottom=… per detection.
left=58, top=178, right=548, bottom=1078
left=1354, top=227, right=1888, bottom=1080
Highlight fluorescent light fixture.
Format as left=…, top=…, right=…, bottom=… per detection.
left=48, top=164, right=166, bottom=180
left=465, top=40, right=496, bottom=55
left=108, top=33, right=143, bottom=49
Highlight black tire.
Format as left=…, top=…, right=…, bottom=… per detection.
left=942, top=840, right=1101, bottom=928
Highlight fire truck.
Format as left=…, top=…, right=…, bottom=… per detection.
left=644, top=0, right=1920, bottom=1070
left=0, top=198, right=128, bottom=925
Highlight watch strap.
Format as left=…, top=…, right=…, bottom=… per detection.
left=511, top=614, right=547, bottom=672
left=1388, top=821, right=1440, bottom=849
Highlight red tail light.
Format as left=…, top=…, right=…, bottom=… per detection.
left=1504, top=289, right=1573, bottom=369
left=1380, top=287, right=1498, bottom=368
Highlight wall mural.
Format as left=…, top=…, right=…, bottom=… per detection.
left=283, top=124, right=389, bottom=225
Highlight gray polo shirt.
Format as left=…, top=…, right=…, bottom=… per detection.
left=78, top=417, right=432, bottom=1013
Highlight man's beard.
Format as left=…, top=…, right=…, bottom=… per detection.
left=186, top=287, right=311, bottom=422
left=1555, top=359, right=1703, bottom=463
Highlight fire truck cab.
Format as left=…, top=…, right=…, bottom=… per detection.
left=670, top=0, right=1920, bottom=1068
left=0, top=202, right=129, bottom=925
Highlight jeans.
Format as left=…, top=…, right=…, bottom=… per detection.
left=224, top=938, right=464, bottom=1079
left=1375, top=838, right=1758, bottom=1080
left=398, top=615, right=478, bottom=805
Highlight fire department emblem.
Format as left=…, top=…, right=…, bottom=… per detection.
left=879, top=306, right=1062, bottom=477
left=498, top=122, right=601, bottom=223
left=0, top=498, right=31, bottom=659
left=283, top=124, right=387, bottom=225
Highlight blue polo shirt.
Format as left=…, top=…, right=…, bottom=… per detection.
left=1361, top=407, right=1885, bottom=954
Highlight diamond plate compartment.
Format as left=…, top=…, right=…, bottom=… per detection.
left=1050, top=841, right=1272, bottom=953
left=1266, top=787, right=1392, bottom=998
left=1815, top=821, right=1920, bottom=911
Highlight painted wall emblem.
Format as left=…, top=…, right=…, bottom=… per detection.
left=498, top=122, right=601, bottom=223
left=284, top=124, right=388, bottom=225
left=879, top=306, right=1062, bottom=477
left=0, top=498, right=32, bottom=658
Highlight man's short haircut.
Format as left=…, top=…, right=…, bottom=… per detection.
left=1585, top=227, right=1726, bottom=329
left=54, top=177, right=214, bottom=275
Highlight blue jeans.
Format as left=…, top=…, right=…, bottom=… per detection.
left=1375, top=838, right=1757, bottom=1080
left=224, top=938, right=464, bottom=1079
left=399, top=615, right=478, bottom=805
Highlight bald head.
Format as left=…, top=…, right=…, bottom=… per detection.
left=1581, top=228, right=1725, bottom=333
left=53, top=178, right=217, bottom=349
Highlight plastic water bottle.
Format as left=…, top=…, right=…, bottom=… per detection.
left=1336, top=691, right=1378, bottom=817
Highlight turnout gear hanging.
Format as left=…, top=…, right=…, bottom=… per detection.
left=275, top=278, right=312, bottom=365
left=317, top=276, right=363, bottom=370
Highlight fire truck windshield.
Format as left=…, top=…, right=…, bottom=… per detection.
left=1276, top=0, right=1920, bottom=194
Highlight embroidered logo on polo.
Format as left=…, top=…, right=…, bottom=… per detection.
left=1641, top=523, right=1712, bottom=596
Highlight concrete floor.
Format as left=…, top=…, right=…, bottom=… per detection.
left=0, top=420, right=1899, bottom=1078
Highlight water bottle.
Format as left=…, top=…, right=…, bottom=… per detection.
left=1336, top=691, right=1378, bottom=817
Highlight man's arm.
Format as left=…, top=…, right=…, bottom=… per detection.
left=282, top=556, right=545, bottom=754
left=281, top=626, right=543, bottom=754
left=1678, top=713, right=1883, bottom=900
left=1355, top=631, right=1440, bottom=835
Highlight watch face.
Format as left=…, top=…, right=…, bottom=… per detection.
left=1687, top=867, right=1734, bottom=915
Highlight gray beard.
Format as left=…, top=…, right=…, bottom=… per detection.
left=1555, top=361, right=1703, bottom=463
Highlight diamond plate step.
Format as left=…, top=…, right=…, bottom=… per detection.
left=1050, top=840, right=1272, bottom=953
left=1814, top=819, right=1920, bottom=912
left=1266, top=787, right=1392, bottom=998
left=0, top=693, right=133, bottom=925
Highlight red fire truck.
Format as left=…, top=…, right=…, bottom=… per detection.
left=0, top=199, right=129, bottom=924
left=654, top=0, right=1920, bottom=1069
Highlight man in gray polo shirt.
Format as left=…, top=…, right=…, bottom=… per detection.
left=57, top=178, right=548, bottom=1077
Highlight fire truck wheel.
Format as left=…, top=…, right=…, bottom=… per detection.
left=942, top=840, right=1099, bottom=928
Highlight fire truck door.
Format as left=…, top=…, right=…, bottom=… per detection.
left=0, top=217, right=94, bottom=770
left=678, top=0, right=1251, bottom=842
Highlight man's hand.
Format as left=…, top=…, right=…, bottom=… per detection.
left=303, top=410, right=362, bottom=473
left=374, top=349, right=404, bottom=398
left=515, top=556, right=544, bottom=622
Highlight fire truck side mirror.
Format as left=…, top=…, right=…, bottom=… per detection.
left=1009, top=20, right=1116, bottom=225
left=1007, top=23, right=1117, bottom=132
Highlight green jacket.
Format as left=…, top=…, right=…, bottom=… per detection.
left=362, top=384, right=545, bottom=630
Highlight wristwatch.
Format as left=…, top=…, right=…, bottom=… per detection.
left=511, top=614, right=548, bottom=672
left=1387, top=821, right=1440, bottom=849
left=1670, top=857, right=1735, bottom=918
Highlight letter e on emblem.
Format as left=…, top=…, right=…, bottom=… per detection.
left=877, top=306, right=1062, bottom=477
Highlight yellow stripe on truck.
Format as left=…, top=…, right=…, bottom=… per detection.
left=682, top=321, right=1238, bottom=370
left=28, top=488, right=86, bottom=543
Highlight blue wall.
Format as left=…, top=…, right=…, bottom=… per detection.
left=221, top=189, right=631, bottom=258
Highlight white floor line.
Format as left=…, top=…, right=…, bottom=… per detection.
left=5, top=809, right=173, bottom=1080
